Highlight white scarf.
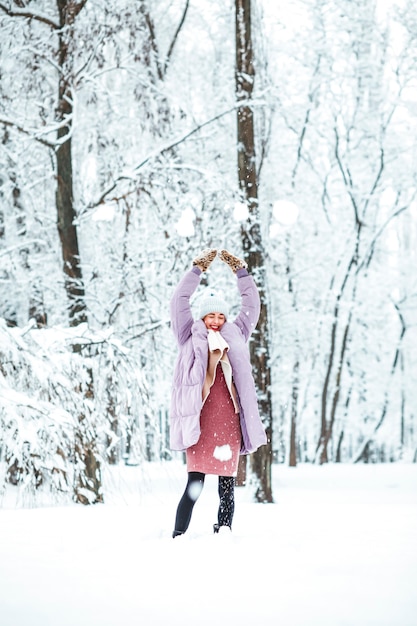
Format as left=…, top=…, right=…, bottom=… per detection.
left=207, top=329, right=229, bottom=354
left=204, top=330, right=238, bottom=413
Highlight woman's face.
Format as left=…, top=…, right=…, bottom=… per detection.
left=203, top=312, right=226, bottom=331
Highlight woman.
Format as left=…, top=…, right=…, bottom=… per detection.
left=170, top=249, right=267, bottom=537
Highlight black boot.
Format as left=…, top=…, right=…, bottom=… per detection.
left=213, top=523, right=231, bottom=534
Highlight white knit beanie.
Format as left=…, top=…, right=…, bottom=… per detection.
left=198, top=289, right=229, bottom=320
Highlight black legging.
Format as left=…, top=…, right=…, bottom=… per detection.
left=173, top=472, right=235, bottom=535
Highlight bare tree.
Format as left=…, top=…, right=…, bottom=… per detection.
left=55, top=0, right=88, bottom=325
left=0, top=0, right=87, bottom=326
left=235, top=0, right=273, bottom=502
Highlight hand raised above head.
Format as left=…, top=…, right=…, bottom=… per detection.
left=192, top=248, right=217, bottom=272
left=218, top=249, right=247, bottom=273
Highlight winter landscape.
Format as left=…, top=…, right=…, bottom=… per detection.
left=1, top=0, right=417, bottom=624
left=1, top=461, right=417, bottom=626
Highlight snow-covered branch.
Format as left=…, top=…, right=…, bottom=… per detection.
left=88, top=100, right=265, bottom=209
left=0, top=117, right=55, bottom=149
left=0, top=3, right=59, bottom=29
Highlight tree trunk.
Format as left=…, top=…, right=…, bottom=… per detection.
left=354, top=305, right=406, bottom=463
left=56, top=2, right=101, bottom=504
left=56, top=0, right=87, bottom=326
left=318, top=317, right=351, bottom=464
left=289, top=366, right=299, bottom=467
left=235, top=0, right=273, bottom=503
left=335, top=430, right=344, bottom=463
left=316, top=226, right=361, bottom=463
left=236, top=455, right=247, bottom=487
left=287, top=245, right=299, bottom=467
left=74, top=366, right=103, bottom=504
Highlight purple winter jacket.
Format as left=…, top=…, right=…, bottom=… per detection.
left=169, top=267, right=267, bottom=455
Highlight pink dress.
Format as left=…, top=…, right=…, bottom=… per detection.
left=186, top=364, right=241, bottom=476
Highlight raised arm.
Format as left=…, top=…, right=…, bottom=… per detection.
left=218, top=249, right=260, bottom=341
left=170, top=268, right=201, bottom=345
left=170, top=249, right=217, bottom=345
left=233, top=269, right=260, bottom=341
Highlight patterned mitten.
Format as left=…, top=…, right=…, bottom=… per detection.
left=218, top=249, right=247, bottom=273
left=192, top=248, right=217, bottom=272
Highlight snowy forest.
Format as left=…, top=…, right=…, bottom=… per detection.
left=0, top=0, right=416, bottom=507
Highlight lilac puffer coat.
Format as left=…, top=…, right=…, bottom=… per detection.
left=169, top=266, right=267, bottom=455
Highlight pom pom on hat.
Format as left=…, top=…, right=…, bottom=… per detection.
left=198, top=289, right=229, bottom=320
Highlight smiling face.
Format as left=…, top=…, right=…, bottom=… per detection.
left=203, top=312, right=226, bottom=331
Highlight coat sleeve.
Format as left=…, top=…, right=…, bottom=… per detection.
left=232, top=269, right=261, bottom=342
left=170, top=268, right=202, bottom=345
left=191, top=319, right=209, bottom=381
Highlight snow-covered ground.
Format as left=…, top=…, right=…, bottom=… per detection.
left=1, top=462, right=416, bottom=626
